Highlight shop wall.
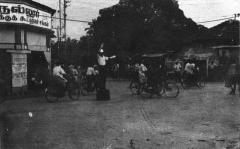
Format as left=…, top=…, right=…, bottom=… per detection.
left=0, top=30, right=15, bottom=49
left=0, top=30, right=14, bottom=43
left=27, top=32, right=47, bottom=51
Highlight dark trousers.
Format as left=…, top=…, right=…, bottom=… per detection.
left=227, top=74, right=240, bottom=95
left=98, top=66, right=107, bottom=89
left=175, top=71, right=183, bottom=85
left=52, top=75, right=66, bottom=91
left=86, top=75, right=95, bottom=92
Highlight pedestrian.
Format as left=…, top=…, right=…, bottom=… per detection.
left=226, top=62, right=239, bottom=95
left=174, top=61, right=182, bottom=85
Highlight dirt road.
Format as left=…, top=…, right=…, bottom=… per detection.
left=0, top=81, right=240, bottom=149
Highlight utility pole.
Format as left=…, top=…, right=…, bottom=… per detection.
left=64, top=0, right=67, bottom=52
left=64, top=0, right=71, bottom=52
left=59, top=0, right=62, bottom=58
left=57, top=26, right=60, bottom=57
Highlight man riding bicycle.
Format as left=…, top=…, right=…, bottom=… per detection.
left=148, top=62, right=168, bottom=92
left=138, top=62, right=148, bottom=84
left=184, top=60, right=195, bottom=84
left=52, top=62, right=67, bottom=91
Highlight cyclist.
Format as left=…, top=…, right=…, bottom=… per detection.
left=174, top=61, right=183, bottom=85
left=138, top=62, right=148, bottom=84
left=148, top=63, right=160, bottom=90
left=147, top=62, right=168, bottom=93
left=184, top=60, right=194, bottom=85
left=86, top=65, right=97, bottom=92
left=68, top=65, right=78, bottom=82
left=52, top=62, right=67, bottom=91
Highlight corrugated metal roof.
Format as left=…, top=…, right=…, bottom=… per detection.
left=142, top=53, right=167, bottom=58
left=212, top=45, right=240, bottom=49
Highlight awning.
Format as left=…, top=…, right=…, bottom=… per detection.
left=212, top=45, right=240, bottom=49
left=142, top=53, right=168, bottom=58
left=184, top=53, right=214, bottom=60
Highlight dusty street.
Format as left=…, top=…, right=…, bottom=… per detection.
left=0, top=81, right=240, bottom=149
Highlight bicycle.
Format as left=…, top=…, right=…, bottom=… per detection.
left=79, top=74, right=97, bottom=94
left=180, top=71, right=206, bottom=89
left=44, top=75, right=80, bottom=103
left=76, top=74, right=88, bottom=96
left=130, top=76, right=180, bottom=98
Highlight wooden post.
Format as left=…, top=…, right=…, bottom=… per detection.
left=206, top=58, right=209, bottom=77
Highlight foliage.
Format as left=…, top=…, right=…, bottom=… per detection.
left=52, top=0, right=207, bottom=65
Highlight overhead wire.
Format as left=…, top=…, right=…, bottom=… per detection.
left=38, top=14, right=90, bottom=23
left=35, top=7, right=238, bottom=25
left=197, top=16, right=236, bottom=24
left=42, top=13, right=236, bottom=24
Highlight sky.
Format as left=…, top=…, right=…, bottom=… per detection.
left=178, top=0, right=240, bottom=26
left=34, top=0, right=240, bottom=39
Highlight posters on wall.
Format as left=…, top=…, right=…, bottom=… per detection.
left=12, top=53, right=27, bottom=87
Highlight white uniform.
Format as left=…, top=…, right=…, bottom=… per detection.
left=97, top=55, right=109, bottom=66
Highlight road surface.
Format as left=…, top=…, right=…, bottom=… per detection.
left=0, top=81, right=240, bottom=149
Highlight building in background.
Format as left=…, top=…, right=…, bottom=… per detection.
left=177, top=20, right=240, bottom=81
left=0, top=0, right=55, bottom=95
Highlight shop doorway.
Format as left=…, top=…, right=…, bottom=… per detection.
left=28, top=51, right=49, bottom=91
left=0, top=51, right=11, bottom=95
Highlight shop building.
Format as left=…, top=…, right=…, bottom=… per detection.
left=0, top=0, right=55, bottom=95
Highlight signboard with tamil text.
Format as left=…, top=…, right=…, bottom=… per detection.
left=0, top=3, right=52, bottom=29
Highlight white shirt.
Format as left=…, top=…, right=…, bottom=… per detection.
left=86, top=67, right=96, bottom=75
left=174, top=63, right=182, bottom=72
left=53, top=66, right=66, bottom=78
left=139, top=64, right=147, bottom=72
left=97, top=55, right=108, bottom=66
left=185, top=63, right=193, bottom=74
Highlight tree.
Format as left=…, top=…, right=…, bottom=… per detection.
left=52, top=0, right=207, bottom=65
left=79, top=0, right=206, bottom=58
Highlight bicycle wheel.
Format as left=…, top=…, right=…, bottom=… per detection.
left=80, top=78, right=88, bottom=96
left=68, top=82, right=80, bottom=100
left=69, top=88, right=80, bottom=100
left=163, top=80, right=179, bottom=98
left=156, top=83, right=164, bottom=96
left=197, top=77, right=206, bottom=88
left=44, top=87, right=59, bottom=103
left=130, top=80, right=140, bottom=95
left=140, top=84, right=154, bottom=98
